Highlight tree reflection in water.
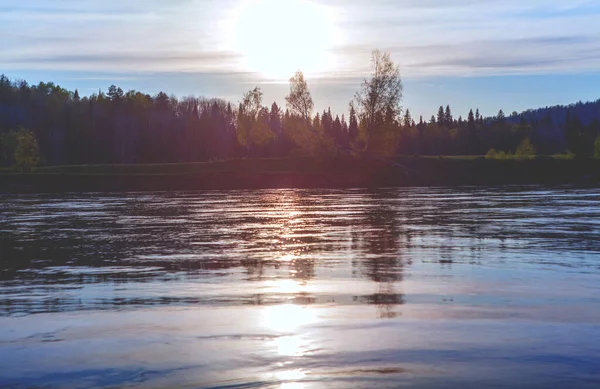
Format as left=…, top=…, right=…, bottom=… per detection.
left=353, top=191, right=409, bottom=319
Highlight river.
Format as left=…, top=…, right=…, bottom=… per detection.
left=1, top=187, right=599, bottom=388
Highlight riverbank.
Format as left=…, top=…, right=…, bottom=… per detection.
left=1, top=156, right=599, bottom=193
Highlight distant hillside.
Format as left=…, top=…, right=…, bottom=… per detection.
left=508, top=99, right=600, bottom=127
left=504, top=99, right=600, bottom=154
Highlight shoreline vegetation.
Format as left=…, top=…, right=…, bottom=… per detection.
left=2, top=50, right=600, bottom=193
left=1, top=156, right=599, bottom=193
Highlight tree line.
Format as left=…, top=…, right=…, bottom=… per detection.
left=1, top=50, right=600, bottom=170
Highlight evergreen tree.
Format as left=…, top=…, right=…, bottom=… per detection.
left=403, top=109, right=412, bottom=128
left=269, top=102, right=282, bottom=134
left=565, top=109, right=587, bottom=155
left=468, top=109, right=475, bottom=124
left=333, top=115, right=343, bottom=142
left=313, top=112, right=321, bottom=129
left=437, top=106, right=445, bottom=125
left=444, top=105, right=453, bottom=126
left=107, top=85, right=124, bottom=102
left=323, top=108, right=333, bottom=136
left=496, top=109, right=506, bottom=123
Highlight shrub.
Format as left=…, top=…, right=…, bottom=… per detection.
left=0, top=128, right=41, bottom=172
left=486, top=149, right=513, bottom=159
left=485, top=148, right=497, bottom=159
left=515, top=138, right=536, bottom=159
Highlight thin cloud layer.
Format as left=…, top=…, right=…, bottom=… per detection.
left=3, top=0, right=600, bottom=78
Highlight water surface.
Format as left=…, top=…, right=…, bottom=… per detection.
left=1, top=187, right=599, bottom=388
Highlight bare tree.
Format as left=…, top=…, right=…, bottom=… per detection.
left=285, top=71, right=314, bottom=122
left=237, top=87, right=263, bottom=155
left=354, top=50, right=403, bottom=150
left=237, top=87, right=274, bottom=155
left=240, top=87, right=263, bottom=118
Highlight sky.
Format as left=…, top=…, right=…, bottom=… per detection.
left=3, top=0, right=600, bottom=119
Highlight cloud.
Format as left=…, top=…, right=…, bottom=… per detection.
left=388, top=36, right=600, bottom=77
left=1, top=51, right=243, bottom=74
left=3, top=0, right=600, bottom=80
left=327, top=0, right=600, bottom=78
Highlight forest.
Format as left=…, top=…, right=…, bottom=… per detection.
left=1, top=51, right=600, bottom=171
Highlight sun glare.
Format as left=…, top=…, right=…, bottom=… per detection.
left=261, top=304, right=316, bottom=333
left=228, top=0, right=339, bottom=80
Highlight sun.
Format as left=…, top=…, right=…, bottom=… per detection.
left=227, top=0, right=339, bottom=80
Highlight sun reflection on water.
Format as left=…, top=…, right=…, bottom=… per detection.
left=275, top=335, right=305, bottom=357
left=257, top=193, right=318, bottom=388
left=261, top=304, right=316, bottom=333
left=261, top=303, right=317, bottom=387
left=266, top=279, right=303, bottom=294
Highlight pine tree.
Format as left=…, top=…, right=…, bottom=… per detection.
left=430, top=115, right=436, bottom=124
left=475, top=108, right=480, bottom=122
left=444, top=105, right=453, bottom=126
left=437, top=106, right=445, bottom=125
left=333, top=115, right=343, bottom=141
left=467, top=109, right=476, bottom=134
left=269, top=102, right=282, bottom=134
left=322, top=108, right=333, bottom=136
left=403, top=109, right=412, bottom=128
left=107, top=85, right=124, bottom=102
left=313, top=112, right=321, bottom=129
left=496, top=109, right=506, bottom=123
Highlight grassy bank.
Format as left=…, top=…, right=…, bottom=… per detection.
left=1, top=156, right=599, bottom=193
left=0, top=157, right=367, bottom=175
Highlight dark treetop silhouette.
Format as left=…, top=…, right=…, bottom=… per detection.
left=1, top=49, right=600, bottom=169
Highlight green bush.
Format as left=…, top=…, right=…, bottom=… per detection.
left=0, top=128, right=41, bottom=172
left=515, top=138, right=536, bottom=159
left=486, top=148, right=514, bottom=160
left=485, top=148, right=497, bottom=159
